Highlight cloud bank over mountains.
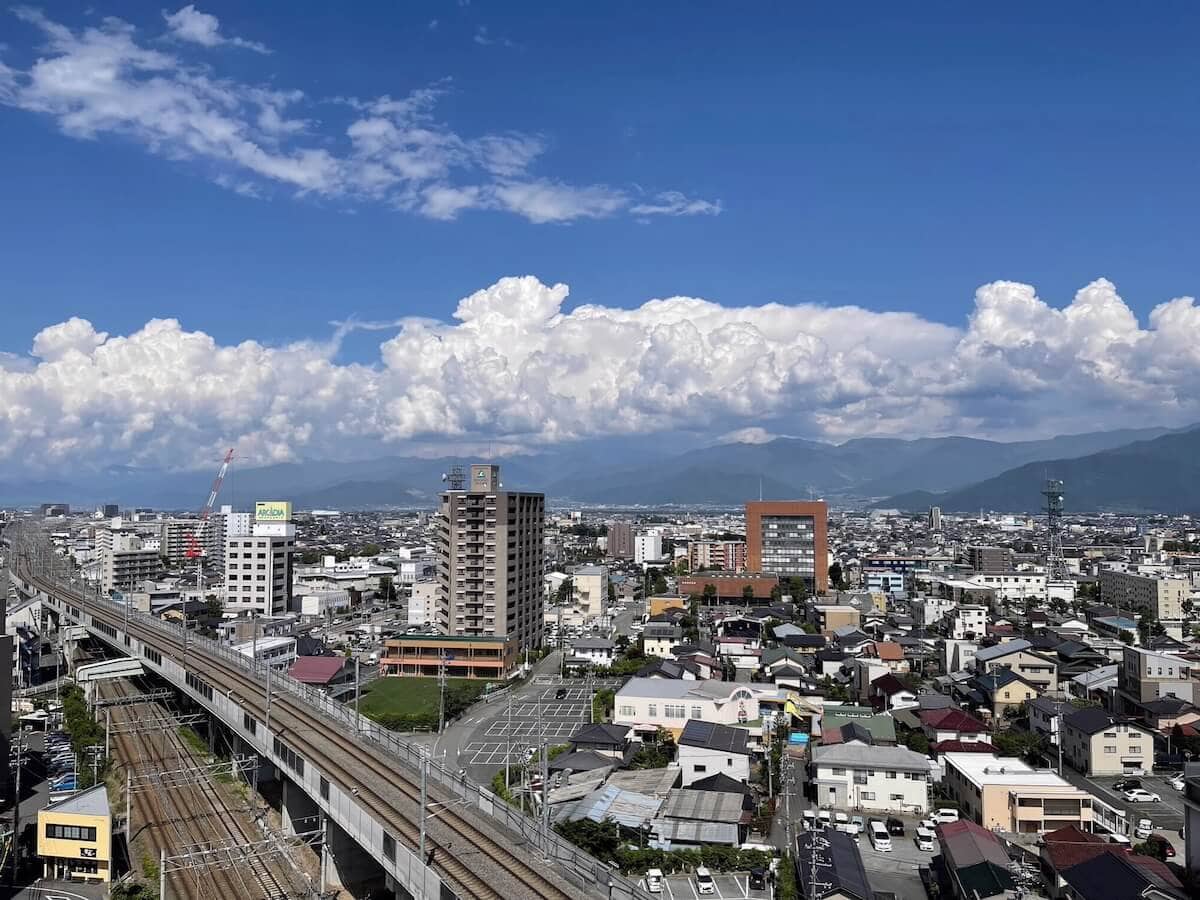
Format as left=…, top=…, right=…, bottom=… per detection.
left=3, top=276, right=1199, bottom=474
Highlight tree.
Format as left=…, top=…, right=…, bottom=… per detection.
left=828, top=562, right=847, bottom=591
left=905, top=730, right=930, bottom=754
left=1138, top=608, right=1166, bottom=644
left=770, top=583, right=783, bottom=603
left=702, top=583, right=718, bottom=605
left=742, top=584, right=756, bottom=603
left=556, top=577, right=574, bottom=606
left=607, top=581, right=617, bottom=608
left=788, top=576, right=808, bottom=601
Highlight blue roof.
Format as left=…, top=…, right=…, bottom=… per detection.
left=1096, top=616, right=1139, bottom=629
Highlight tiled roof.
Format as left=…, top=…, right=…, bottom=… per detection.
left=919, top=708, right=989, bottom=733
left=288, top=655, right=347, bottom=684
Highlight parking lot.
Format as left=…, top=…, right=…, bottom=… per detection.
left=1081, top=772, right=1187, bottom=841
left=659, top=871, right=771, bottom=899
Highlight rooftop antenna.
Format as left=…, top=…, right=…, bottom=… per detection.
left=759, top=476, right=763, bottom=502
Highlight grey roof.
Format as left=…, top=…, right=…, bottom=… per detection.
left=659, top=789, right=746, bottom=823
left=547, top=750, right=615, bottom=774
left=974, top=639, right=1031, bottom=663
left=565, top=785, right=662, bottom=828
left=569, top=723, right=630, bottom=746
left=1072, top=665, right=1118, bottom=687
left=650, top=819, right=740, bottom=846
left=795, top=830, right=873, bottom=900
left=1064, top=707, right=1150, bottom=736
left=1028, top=697, right=1075, bottom=716
left=44, top=784, right=110, bottom=817
left=679, top=720, right=750, bottom=754
left=571, top=637, right=615, bottom=650
left=606, top=767, right=680, bottom=797
left=811, top=742, right=930, bottom=773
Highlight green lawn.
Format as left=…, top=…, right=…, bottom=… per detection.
left=358, top=676, right=487, bottom=725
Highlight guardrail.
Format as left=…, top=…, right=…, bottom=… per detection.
left=9, top=529, right=651, bottom=900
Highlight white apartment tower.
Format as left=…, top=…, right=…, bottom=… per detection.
left=223, top=501, right=295, bottom=616
left=436, top=465, right=544, bottom=656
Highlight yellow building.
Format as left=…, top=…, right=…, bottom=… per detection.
left=37, top=784, right=112, bottom=883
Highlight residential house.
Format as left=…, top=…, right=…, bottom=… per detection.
left=942, top=753, right=1102, bottom=834
left=1051, top=641, right=1112, bottom=681
left=1060, top=844, right=1186, bottom=900
left=1029, top=697, right=1078, bottom=747
left=637, top=658, right=700, bottom=680
left=568, top=637, right=616, bottom=668
left=642, top=621, right=685, bottom=659
left=936, top=820, right=1016, bottom=900
left=287, top=655, right=353, bottom=689
left=820, top=706, right=898, bottom=746
left=946, top=604, right=988, bottom=640
left=966, top=669, right=1041, bottom=720
left=869, top=673, right=918, bottom=712
left=863, top=641, right=909, bottom=674
left=567, top=723, right=631, bottom=761
left=1061, top=708, right=1155, bottom=776
left=810, top=742, right=930, bottom=814
left=1117, top=646, right=1196, bottom=718
left=974, top=639, right=1060, bottom=693
left=794, top=830, right=875, bottom=900
left=918, top=708, right=993, bottom=755
left=942, top=639, right=980, bottom=675
left=811, top=605, right=862, bottom=636
left=613, top=678, right=778, bottom=739
left=651, top=789, right=749, bottom=848
left=677, top=720, right=751, bottom=787
left=1070, top=666, right=1118, bottom=704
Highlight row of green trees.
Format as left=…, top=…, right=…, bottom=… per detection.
left=61, top=684, right=109, bottom=788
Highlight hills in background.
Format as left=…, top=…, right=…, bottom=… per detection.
left=1, top=424, right=1188, bottom=512
left=882, top=426, right=1200, bottom=514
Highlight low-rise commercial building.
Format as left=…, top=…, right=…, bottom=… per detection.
left=379, top=634, right=518, bottom=679
left=678, top=573, right=779, bottom=603
left=613, top=678, right=776, bottom=739
left=942, top=752, right=1100, bottom=833
left=37, top=785, right=112, bottom=883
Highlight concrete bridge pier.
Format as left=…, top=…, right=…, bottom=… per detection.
left=281, top=775, right=321, bottom=841
left=322, top=815, right=389, bottom=898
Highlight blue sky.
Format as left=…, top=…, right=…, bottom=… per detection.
left=2, top=2, right=1200, bottom=471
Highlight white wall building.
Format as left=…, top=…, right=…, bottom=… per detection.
left=811, top=743, right=930, bottom=814
left=945, top=604, right=988, bottom=640
left=231, top=635, right=297, bottom=670
left=224, top=502, right=295, bottom=617
left=613, top=678, right=778, bottom=737
left=407, top=581, right=437, bottom=627
left=634, top=532, right=664, bottom=564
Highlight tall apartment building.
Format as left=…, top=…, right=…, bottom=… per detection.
left=159, top=517, right=223, bottom=566
left=928, top=506, right=942, bottom=531
left=223, top=501, right=295, bottom=616
left=606, top=522, right=634, bottom=560
left=688, top=540, right=747, bottom=573
left=1099, top=569, right=1187, bottom=630
left=101, top=534, right=160, bottom=593
left=634, top=532, right=664, bottom=564
left=745, top=500, right=828, bottom=593
left=436, top=464, right=544, bottom=656
left=965, top=545, right=1012, bottom=573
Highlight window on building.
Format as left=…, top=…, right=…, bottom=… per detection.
left=831, top=768, right=845, bottom=776
left=860, top=792, right=875, bottom=800
left=320, top=777, right=330, bottom=801
left=1104, top=745, right=1117, bottom=754
left=382, top=833, right=395, bottom=862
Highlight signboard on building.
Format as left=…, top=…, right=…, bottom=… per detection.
left=255, top=501, right=292, bottom=522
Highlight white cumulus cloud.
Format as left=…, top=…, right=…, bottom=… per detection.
left=163, top=5, right=270, bottom=53
left=4, top=276, right=1200, bottom=475
left=0, top=9, right=719, bottom=224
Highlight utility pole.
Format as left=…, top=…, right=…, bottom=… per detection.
left=354, top=656, right=361, bottom=731
left=126, top=770, right=132, bottom=840
left=8, top=735, right=22, bottom=884
left=505, top=688, right=514, bottom=791
left=265, top=658, right=272, bottom=737
left=539, top=688, right=550, bottom=855
left=419, top=752, right=428, bottom=863
left=159, top=847, right=166, bottom=900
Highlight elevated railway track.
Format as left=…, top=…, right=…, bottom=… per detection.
left=5, top=528, right=644, bottom=900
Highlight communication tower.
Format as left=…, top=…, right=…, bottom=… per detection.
left=1042, top=478, right=1068, bottom=581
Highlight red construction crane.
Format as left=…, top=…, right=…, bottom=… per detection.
left=186, top=447, right=236, bottom=561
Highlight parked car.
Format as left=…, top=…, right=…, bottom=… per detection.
left=869, top=821, right=892, bottom=852
left=919, top=818, right=936, bottom=832
left=851, top=815, right=866, bottom=832
left=915, top=827, right=935, bottom=852
left=644, top=869, right=664, bottom=893
left=1135, top=819, right=1153, bottom=839
left=802, top=810, right=817, bottom=830
left=834, top=812, right=849, bottom=825
left=554, top=688, right=568, bottom=699
left=933, top=809, right=960, bottom=824
left=749, top=867, right=768, bottom=890
left=1169, top=774, right=1186, bottom=791
left=695, top=866, right=715, bottom=895
left=818, top=809, right=832, bottom=827
left=886, top=817, right=905, bottom=835
left=1124, top=789, right=1161, bottom=803
left=1114, top=778, right=1142, bottom=792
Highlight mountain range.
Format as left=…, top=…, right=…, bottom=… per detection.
left=881, top=426, right=1200, bottom=514
left=2, top=424, right=1190, bottom=511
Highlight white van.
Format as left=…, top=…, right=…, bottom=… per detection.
left=915, top=827, right=935, bottom=851
left=644, top=869, right=664, bottom=893
left=869, top=821, right=892, bottom=852
left=933, top=808, right=960, bottom=824
left=695, top=867, right=715, bottom=895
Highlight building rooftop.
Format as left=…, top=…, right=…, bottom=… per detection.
left=679, top=720, right=749, bottom=754
left=942, top=753, right=1079, bottom=789
left=973, top=639, right=1031, bottom=663
left=795, top=830, right=873, bottom=900
left=44, top=784, right=110, bottom=817
left=811, top=742, right=929, bottom=773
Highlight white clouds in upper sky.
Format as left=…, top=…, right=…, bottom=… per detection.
left=0, top=7, right=718, bottom=223
left=4, top=276, right=1200, bottom=473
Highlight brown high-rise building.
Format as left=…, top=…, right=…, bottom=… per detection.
left=745, top=500, right=829, bottom=593
left=606, top=522, right=634, bottom=560
left=436, top=464, right=545, bottom=656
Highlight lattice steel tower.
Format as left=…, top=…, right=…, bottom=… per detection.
left=1042, top=478, right=1068, bottom=581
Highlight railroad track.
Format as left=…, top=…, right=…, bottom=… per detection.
left=100, top=676, right=297, bottom=899
left=26, top=566, right=576, bottom=900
